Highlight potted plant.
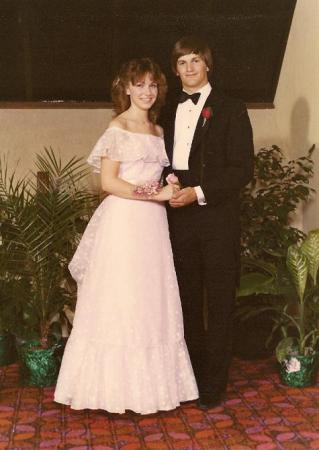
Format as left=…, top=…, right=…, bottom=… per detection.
left=0, top=274, right=18, bottom=366
left=0, top=149, right=96, bottom=385
left=0, top=171, right=28, bottom=366
left=238, top=229, right=319, bottom=387
left=240, top=144, right=315, bottom=262
left=234, top=144, right=315, bottom=359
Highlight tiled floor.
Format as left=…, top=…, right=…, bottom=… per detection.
left=1, top=358, right=319, bottom=449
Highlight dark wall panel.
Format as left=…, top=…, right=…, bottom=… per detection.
left=0, top=0, right=296, bottom=103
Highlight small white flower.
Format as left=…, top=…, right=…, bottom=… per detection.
left=285, top=357, right=301, bottom=373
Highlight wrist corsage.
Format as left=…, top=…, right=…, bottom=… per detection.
left=201, top=106, right=213, bottom=127
left=134, top=180, right=162, bottom=197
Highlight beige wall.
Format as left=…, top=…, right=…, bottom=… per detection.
left=0, top=0, right=318, bottom=228
left=0, top=106, right=279, bottom=176
left=274, top=0, right=319, bottom=232
left=0, top=107, right=279, bottom=192
left=0, top=109, right=113, bottom=182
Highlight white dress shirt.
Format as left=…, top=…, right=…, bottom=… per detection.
left=173, top=82, right=212, bottom=205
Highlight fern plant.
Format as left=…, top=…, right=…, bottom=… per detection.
left=0, top=149, right=97, bottom=347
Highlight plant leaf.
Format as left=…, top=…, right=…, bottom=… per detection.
left=275, top=336, right=297, bottom=362
left=237, top=273, right=275, bottom=297
left=301, top=229, right=319, bottom=285
left=286, top=245, right=308, bottom=302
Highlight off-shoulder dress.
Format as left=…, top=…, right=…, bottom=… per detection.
left=54, top=127, right=198, bottom=414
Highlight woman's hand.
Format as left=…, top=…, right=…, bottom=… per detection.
left=166, top=173, right=181, bottom=191
left=154, top=184, right=179, bottom=201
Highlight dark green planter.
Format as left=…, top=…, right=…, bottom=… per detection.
left=0, top=333, right=17, bottom=366
left=18, top=341, right=60, bottom=387
left=279, top=353, right=319, bottom=387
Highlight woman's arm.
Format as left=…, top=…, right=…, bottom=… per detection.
left=100, top=157, right=174, bottom=201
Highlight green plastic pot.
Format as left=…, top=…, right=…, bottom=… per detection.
left=18, top=340, right=60, bottom=387
left=279, top=353, right=319, bottom=387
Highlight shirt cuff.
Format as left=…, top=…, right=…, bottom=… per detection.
left=194, top=186, right=207, bottom=205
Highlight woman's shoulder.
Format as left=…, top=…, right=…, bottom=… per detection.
left=107, top=117, right=127, bottom=132
left=107, top=118, right=163, bottom=139
left=154, top=124, right=164, bottom=138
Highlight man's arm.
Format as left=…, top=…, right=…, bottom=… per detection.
left=200, top=102, right=254, bottom=206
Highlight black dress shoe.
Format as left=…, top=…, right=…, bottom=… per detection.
left=197, top=393, right=225, bottom=410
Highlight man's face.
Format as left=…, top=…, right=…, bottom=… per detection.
left=175, top=53, right=209, bottom=93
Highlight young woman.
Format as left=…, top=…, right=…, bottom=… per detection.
left=54, top=58, right=198, bottom=414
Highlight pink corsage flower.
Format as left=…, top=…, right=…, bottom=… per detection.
left=134, top=180, right=162, bottom=197
left=201, top=106, right=213, bottom=127
left=166, top=173, right=179, bottom=185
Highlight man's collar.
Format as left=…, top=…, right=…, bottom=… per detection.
left=182, top=82, right=212, bottom=96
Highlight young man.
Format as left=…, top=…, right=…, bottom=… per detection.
left=162, top=36, right=254, bottom=408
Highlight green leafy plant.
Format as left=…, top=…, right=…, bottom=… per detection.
left=0, top=149, right=97, bottom=348
left=240, top=144, right=315, bottom=261
left=238, top=229, right=319, bottom=361
left=234, top=145, right=315, bottom=359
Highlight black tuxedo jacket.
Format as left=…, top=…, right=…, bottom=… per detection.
left=161, top=88, right=254, bottom=256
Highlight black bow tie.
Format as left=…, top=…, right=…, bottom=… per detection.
left=179, top=91, right=201, bottom=105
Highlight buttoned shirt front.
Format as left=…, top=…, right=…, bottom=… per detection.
left=173, top=82, right=212, bottom=204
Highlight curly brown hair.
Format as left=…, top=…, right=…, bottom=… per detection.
left=111, top=58, right=167, bottom=123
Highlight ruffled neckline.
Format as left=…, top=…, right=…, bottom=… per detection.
left=107, top=127, right=164, bottom=140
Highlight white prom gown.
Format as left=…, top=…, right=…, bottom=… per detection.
left=54, top=127, right=198, bottom=414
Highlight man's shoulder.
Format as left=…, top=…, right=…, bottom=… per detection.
left=211, top=89, right=246, bottom=111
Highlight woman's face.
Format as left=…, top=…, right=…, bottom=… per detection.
left=126, top=73, right=158, bottom=111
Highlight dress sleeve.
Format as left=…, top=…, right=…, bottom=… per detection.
left=87, top=127, right=143, bottom=173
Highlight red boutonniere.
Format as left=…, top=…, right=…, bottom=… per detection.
left=201, top=106, right=213, bottom=127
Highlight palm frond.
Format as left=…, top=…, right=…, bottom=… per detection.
left=33, top=147, right=90, bottom=190
left=1, top=149, right=96, bottom=344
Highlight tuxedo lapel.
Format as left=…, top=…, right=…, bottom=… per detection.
left=189, top=110, right=206, bottom=154
left=164, top=100, right=179, bottom=165
left=189, top=89, right=224, bottom=158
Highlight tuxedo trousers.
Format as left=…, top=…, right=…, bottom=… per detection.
left=168, top=205, right=238, bottom=397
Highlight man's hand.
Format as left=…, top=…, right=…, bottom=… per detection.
left=169, top=187, right=197, bottom=208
